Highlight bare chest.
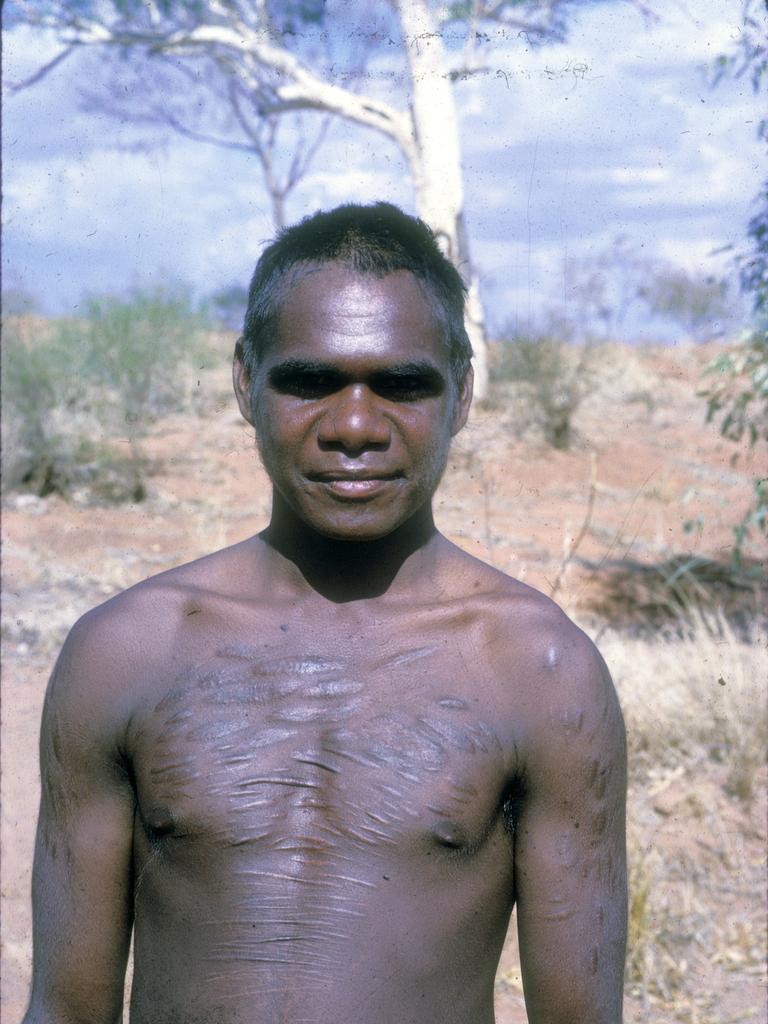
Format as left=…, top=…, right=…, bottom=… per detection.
left=129, top=640, right=512, bottom=862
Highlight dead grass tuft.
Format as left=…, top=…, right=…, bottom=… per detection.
left=595, top=608, right=767, bottom=1021
left=598, top=607, right=767, bottom=793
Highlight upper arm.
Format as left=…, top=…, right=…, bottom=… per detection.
left=25, top=612, right=136, bottom=1024
left=514, top=623, right=627, bottom=1024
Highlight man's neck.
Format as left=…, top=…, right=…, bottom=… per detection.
left=260, top=503, right=443, bottom=604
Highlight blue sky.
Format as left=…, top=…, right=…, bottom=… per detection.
left=3, top=1, right=764, bottom=337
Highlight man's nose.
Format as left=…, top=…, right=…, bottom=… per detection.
left=317, top=384, right=391, bottom=454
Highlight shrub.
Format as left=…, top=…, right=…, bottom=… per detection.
left=493, top=323, right=599, bottom=449
left=3, top=286, right=212, bottom=502
left=68, top=284, right=210, bottom=420
left=638, top=266, right=736, bottom=341
left=1, top=317, right=93, bottom=496
left=54, top=285, right=211, bottom=498
left=699, top=330, right=768, bottom=568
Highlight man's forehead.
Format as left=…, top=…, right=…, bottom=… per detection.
left=269, top=263, right=446, bottom=362
left=276, top=263, right=436, bottom=320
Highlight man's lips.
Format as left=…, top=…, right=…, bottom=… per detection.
left=307, top=471, right=402, bottom=499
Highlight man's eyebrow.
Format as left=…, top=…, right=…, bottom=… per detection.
left=267, top=359, right=347, bottom=382
left=370, top=361, right=445, bottom=381
left=266, top=359, right=445, bottom=382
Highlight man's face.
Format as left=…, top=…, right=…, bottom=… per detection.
left=234, top=264, right=472, bottom=541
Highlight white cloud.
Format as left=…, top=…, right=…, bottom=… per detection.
left=2, top=0, right=763, bottom=323
left=656, top=236, right=731, bottom=272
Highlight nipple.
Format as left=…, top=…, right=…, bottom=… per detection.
left=142, top=806, right=176, bottom=844
left=430, top=819, right=467, bottom=850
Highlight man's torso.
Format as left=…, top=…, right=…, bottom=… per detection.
left=97, top=542, right=551, bottom=1024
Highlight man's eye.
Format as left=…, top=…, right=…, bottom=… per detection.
left=271, top=374, right=342, bottom=398
left=374, top=377, right=443, bottom=401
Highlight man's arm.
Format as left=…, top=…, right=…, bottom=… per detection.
left=24, top=612, right=136, bottom=1024
left=514, top=624, right=627, bottom=1024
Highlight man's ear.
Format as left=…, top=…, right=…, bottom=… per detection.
left=233, top=340, right=255, bottom=427
left=451, top=365, right=473, bottom=436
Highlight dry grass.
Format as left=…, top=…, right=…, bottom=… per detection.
left=601, top=608, right=767, bottom=792
left=601, top=609, right=767, bottom=1021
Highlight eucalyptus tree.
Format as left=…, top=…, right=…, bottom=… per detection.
left=9, top=0, right=659, bottom=399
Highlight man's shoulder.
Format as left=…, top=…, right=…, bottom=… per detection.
left=452, top=549, right=613, bottom=710
left=471, top=566, right=624, bottom=771
left=60, top=538, right=259, bottom=680
left=43, top=539, right=263, bottom=741
left=447, top=543, right=588, bottom=642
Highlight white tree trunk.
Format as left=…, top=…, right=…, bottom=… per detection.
left=396, top=0, right=490, bottom=402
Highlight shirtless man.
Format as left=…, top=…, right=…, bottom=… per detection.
left=24, top=202, right=627, bottom=1024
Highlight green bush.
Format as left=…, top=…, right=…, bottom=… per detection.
left=638, top=266, right=736, bottom=341
left=2, top=317, right=90, bottom=496
left=493, top=325, right=599, bottom=450
left=3, top=286, right=212, bottom=502
left=699, top=329, right=768, bottom=569
left=72, top=286, right=209, bottom=418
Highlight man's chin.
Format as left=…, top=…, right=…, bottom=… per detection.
left=303, top=515, right=402, bottom=544
left=296, top=499, right=422, bottom=543
left=281, top=482, right=400, bottom=539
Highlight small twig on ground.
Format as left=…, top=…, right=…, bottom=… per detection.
left=549, top=452, right=597, bottom=600
left=575, top=467, right=658, bottom=602
left=479, top=461, right=497, bottom=568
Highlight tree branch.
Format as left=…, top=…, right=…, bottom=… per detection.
left=157, top=22, right=412, bottom=144
left=437, top=0, right=659, bottom=38
left=21, top=11, right=413, bottom=152
left=7, top=43, right=77, bottom=92
left=286, top=114, right=332, bottom=190
left=227, top=79, right=265, bottom=147
left=144, top=111, right=262, bottom=153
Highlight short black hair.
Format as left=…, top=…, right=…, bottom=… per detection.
left=240, top=202, right=472, bottom=386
